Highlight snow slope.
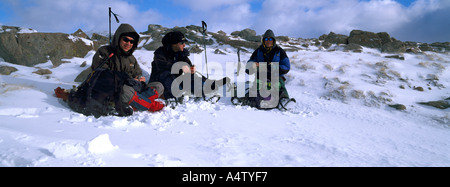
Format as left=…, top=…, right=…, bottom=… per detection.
left=0, top=38, right=449, bottom=167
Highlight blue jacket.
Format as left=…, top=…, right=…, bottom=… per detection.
left=247, top=45, right=290, bottom=79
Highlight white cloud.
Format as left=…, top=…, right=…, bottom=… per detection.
left=169, top=0, right=257, bottom=34
left=3, top=0, right=448, bottom=42
left=250, top=0, right=449, bottom=42
left=6, top=0, right=161, bottom=34
left=171, top=0, right=253, bottom=11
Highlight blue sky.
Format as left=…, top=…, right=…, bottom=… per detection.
left=0, top=0, right=449, bottom=43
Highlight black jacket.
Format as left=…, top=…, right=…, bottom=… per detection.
left=92, top=24, right=142, bottom=79
left=149, top=46, right=192, bottom=82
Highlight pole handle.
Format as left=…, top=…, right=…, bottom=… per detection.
left=201, top=21, right=207, bottom=34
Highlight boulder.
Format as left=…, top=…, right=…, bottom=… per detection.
left=418, top=98, right=450, bottom=109
left=231, top=28, right=261, bottom=42
left=0, top=65, right=18, bottom=75
left=389, top=104, right=407, bottom=111
left=323, top=32, right=348, bottom=45
left=419, top=43, right=435, bottom=52
left=74, top=68, right=92, bottom=82
left=345, top=43, right=363, bottom=53
left=348, top=30, right=406, bottom=53
left=33, top=68, right=52, bottom=75
left=381, top=39, right=406, bottom=53
left=188, top=45, right=203, bottom=54
left=430, top=42, right=450, bottom=52
left=73, top=29, right=89, bottom=39
left=0, top=26, right=94, bottom=67
left=348, top=30, right=383, bottom=49
left=276, top=36, right=290, bottom=43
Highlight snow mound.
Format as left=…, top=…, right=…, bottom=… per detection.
left=87, top=134, right=119, bottom=154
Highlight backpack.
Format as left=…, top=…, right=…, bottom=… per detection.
left=67, top=68, right=133, bottom=118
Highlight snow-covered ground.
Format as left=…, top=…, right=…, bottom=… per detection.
left=0, top=38, right=449, bottom=167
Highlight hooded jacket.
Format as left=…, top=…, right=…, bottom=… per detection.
left=149, top=31, right=192, bottom=82
left=92, top=24, right=142, bottom=79
left=247, top=29, right=290, bottom=78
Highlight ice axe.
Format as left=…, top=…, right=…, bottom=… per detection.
left=201, top=21, right=209, bottom=79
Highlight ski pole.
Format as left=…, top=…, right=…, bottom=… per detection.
left=236, top=48, right=241, bottom=76
left=201, top=21, right=209, bottom=79
left=109, top=7, right=120, bottom=45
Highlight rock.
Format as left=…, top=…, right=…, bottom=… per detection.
left=418, top=99, right=450, bottom=109
left=0, top=26, right=94, bottom=67
left=385, top=55, right=405, bottom=60
left=348, top=30, right=383, bottom=49
left=322, top=41, right=332, bottom=49
left=430, top=42, right=450, bottom=52
left=381, top=39, right=406, bottom=53
left=0, top=65, right=18, bottom=75
left=419, top=43, right=434, bottom=52
left=188, top=45, right=203, bottom=54
left=72, top=29, right=89, bottom=39
left=348, top=30, right=406, bottom=53
left=231, top=28, right=261, bottom=42
left=413, top=86, right=424, bottom=92
left=389, top=104, right=407, bottom=111
left=91, top=33, right=109, bottom=45
left=324, top=32, right=348, bottom=45
left=80, top=61, right=87, bottom=67
left=276, top=36, right=290, bottom=43
left=74, top=68, right=92, bottom=82
left=214, top=49, right=226, bottom=55
left=345, top=43, right=363, bottom=53
left=33, top=68, right=52, bottom=75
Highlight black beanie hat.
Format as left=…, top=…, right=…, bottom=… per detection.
left=162, top=31, right=188, bottom=46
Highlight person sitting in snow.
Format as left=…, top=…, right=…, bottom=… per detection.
left=56, top=24, right=165, bottom=117
left=91, top=23, right=164, bottom=112
left=245, top=29, right=293, bottom=109
left=149, top=31, right=230, bottom=101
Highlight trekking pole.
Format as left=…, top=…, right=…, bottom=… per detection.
left=109, top=7, right=120, bottom=45
left=236, top=48, right=241, bottom=76
left=201, top=21, right=209, bottom=79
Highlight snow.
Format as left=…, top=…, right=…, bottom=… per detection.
left=67, top=35, right=94, bottom=47
left=0, top=38, right=449, bottom=167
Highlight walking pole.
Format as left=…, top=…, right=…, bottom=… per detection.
left=109, top=7, right=112, bottom=45
left=109, top=7, right=120, bottom=45
left=236, top=48, right=241, bottom=76
left=201, top=21, right=209, bottom=79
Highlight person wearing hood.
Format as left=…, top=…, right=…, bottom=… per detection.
left=92, top=23, right=164, bottom=112
left=246, top=29, right=292, bottom=106
left=150, top=31, right=230, bottom=100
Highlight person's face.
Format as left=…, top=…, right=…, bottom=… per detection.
left=120, top=36, right=135, bottom=52
left=172, top=42, right=186, bottom=52
left=264, top=37, right=274, bottom=48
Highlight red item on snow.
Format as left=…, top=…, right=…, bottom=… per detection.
left=54, top=87, right=69, bottom=101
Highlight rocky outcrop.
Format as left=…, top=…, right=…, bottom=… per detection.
left=320, top=30, right=411, bottom=53
left=418, top=98, right=450, bottom=109
left=141, top=24, right=260, bottom=51
left=231, top=28, right=261, bottom=42
left=348, top=30, right=406, bottom=53
left=322, top=32, right=349, bottom=45
left=0, top=26, right=95, bottom=67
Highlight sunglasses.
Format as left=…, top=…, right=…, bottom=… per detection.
left=264, top=38, right=274, bottom=41
left=122, top=37, right=135, bottom=44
